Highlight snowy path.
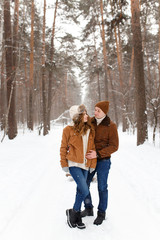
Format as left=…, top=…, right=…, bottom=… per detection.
left=0, top=126, right=160, bottom=240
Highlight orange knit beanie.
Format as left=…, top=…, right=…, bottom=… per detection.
left=95, top=101, right=109, bottom=114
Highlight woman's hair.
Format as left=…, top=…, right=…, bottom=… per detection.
left=73, top=113, right=94, bottom=135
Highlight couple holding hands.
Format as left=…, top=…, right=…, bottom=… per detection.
left=60, top=101, right=119, bottom=229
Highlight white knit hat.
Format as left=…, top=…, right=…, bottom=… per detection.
left=69, top=104, right=86, bottom=120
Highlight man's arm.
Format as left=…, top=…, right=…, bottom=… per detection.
left=97, top=123, right=119, bottom=158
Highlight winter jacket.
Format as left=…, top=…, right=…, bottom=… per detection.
left=60, top=126, right=97, bottom=169
left=91, top=116, right=119, bottom=159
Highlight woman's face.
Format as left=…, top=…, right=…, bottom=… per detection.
left=94, top=107, right=105, bottom=119
left=83, top=111, right=88, bottom=122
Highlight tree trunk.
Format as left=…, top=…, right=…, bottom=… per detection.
left=47, top=0, right=59, bottom=130
left=141, top=13, right=152, bottom=96
left=99, top=0, right=109, bottom=99
left=0, top=2, right=2, bottom=127
left=28, top=0, right=34, bottom=131
left=110, top=0, right=128, bottom=131
left=0, top=6, right=6, bottom=130
left=4, top=0, right=17, bottom=139
left=24, top=48, right=29, bottom=127
left=93, top=32, right=101, bottom=101
left=153, top=112, right=157, bottom=144
left=159, top=0, right=160, bottom=93
left=109, top=71, right=119, bottom=126
left=98, top=12, right=118, bottom=123
left=114, top=26, right=123, bottom=87
left=129, top=47, right=134, bottom=86
left=0, top=1, right=3, bottom=64
left=114, top=25, right=129, bottom=131
left=131, top=0, right=148, bottom=145
left=12, top=0, right=19, bottom=123
left=42, top=0, right=48, bottom=135
left=0, top=51, right=6, bottom=131
left=21, top=2, right=29, bottom=128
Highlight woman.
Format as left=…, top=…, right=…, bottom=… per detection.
left=60, top=104, right=97, bottom=229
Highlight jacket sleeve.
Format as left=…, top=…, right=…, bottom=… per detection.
left=97, top=123, right=119, bottom=158
left=90, top=157, right=97, bottom=169
left=60, top=127, right=70, bottom=168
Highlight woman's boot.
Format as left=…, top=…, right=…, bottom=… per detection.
left=76, top=212, right=86, bottom=229
left=66, top=209, right=77, bottom=228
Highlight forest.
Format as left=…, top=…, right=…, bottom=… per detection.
left=0, top=0, right=160, bottom=146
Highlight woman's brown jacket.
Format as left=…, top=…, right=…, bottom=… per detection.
left=91, top=116, right=119, bottom=159
left=60, top=126, right=97, bottom=169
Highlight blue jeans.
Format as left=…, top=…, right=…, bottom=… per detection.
left=69, top=167, right=90, bottom=212
left=84, top=159, right=111, bottom=213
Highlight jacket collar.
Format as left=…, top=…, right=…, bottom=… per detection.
left=91, top=115, right=110, bottom=126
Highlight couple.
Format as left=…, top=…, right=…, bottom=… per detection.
left=60, top=101, right=119, bottom=229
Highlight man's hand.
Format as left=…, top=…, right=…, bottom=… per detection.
left=86, top=150, right=97, bottom=159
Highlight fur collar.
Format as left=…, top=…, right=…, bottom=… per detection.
left=91, top=115, right=110, bottom=126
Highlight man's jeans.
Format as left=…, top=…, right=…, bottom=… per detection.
left=84, top=159, right=111, bottom=213
left=69, top=167, right=90, bottom=212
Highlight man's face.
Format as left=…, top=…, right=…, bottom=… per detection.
left=94, top=107, right=106, bottom=119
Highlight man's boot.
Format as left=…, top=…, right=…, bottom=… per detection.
left=76, top=212, right=86, bottom=229
left=80, top=207, right=94, bottom=218
left=93, top=211, right=105, bottom=225
left=66, top=209, right=77, bottom=228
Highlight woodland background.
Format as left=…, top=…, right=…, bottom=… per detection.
left=0, top=0, right=160, bottom=146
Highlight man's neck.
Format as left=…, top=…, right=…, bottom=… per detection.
left=95, top=115, right=106, bottom=125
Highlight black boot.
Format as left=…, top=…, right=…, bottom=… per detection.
left=66, top=209, right=77, bottom=228
left=76, top=212, right=86, bottom=229
left=80, top=208, right=94, bottom=218
left=93, top=211, right=105, bottom=225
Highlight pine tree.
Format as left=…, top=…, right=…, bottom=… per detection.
left=131, top=0, right=148, bottom=145
left=4, top=0, right=17, bottom=139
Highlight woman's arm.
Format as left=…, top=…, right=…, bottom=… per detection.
left=60, top=127, right=70, bottom=168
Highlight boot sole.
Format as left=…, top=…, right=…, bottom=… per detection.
left=76, top=224, right=86, bottom=229
left=66, top=210, right=76, bottom=228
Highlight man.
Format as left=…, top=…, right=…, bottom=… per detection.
left=82, top=100, right=119, bottom=225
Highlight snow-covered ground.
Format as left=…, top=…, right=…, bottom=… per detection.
left=0, top=125, right=160, bottom=240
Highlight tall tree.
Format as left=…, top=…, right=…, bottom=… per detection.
left=93, top=32, right=101, bottom=101
left=41, top=0, right=48, bottom=135
left=0, top=1, right=4, bottom=129
left=159, top=0, right=160, bottom=92
left=13, top=0, right=19, bottom=74
left=0, top=1, right=3, bottom=64
left=100, top=0, right=109, bottom=99
left=110, top=0, right=129, bottom=131
left=28, top=0, right=34, bottom=130
left=131, top=0, right=148, bottom=145
left=4, top=0, right=17, bottom=139
left=47, top=0, right=59, bottom=131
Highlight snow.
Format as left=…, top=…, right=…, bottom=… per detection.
left=0, top=125, right=160, bottom=240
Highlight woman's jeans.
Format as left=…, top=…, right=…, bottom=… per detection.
left=84, top=159, right=111, bottom=213
left=69, top=167, right=90, bottom=212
